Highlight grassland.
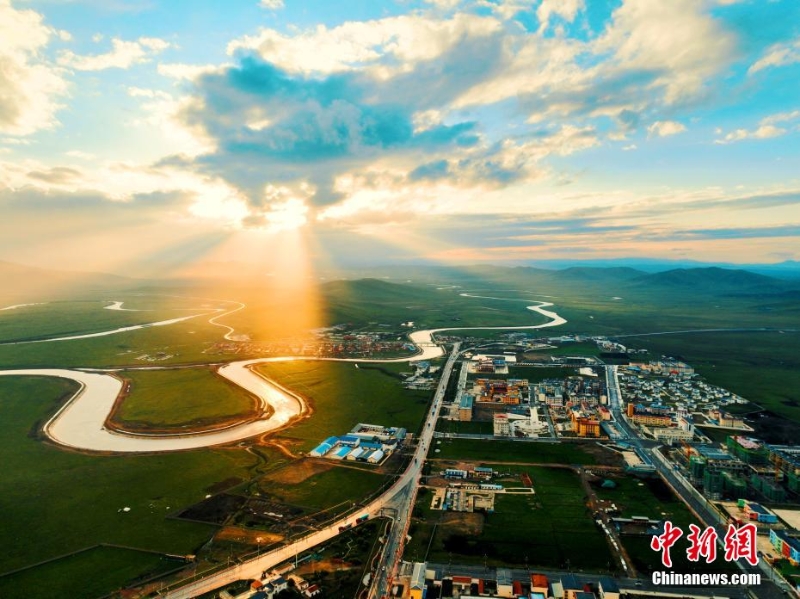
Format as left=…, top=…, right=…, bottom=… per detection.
left=260, top=463, right=389, bottom=512
left=407, top=467, right=614, bottom=571
left=254, top=361, right=430, bottom=452
left=432, top=438, right=600, bottom=465
left=0, top=546, right=180, bottom=598
left=0, top=299, right=193, bottom=344
left=114, top=367, right=257, bottom=430
left=594, top=475, right=739, bottom=574
left=436, top=419, right=494, bottom=435
left=0, top=375, right=260, bottom=584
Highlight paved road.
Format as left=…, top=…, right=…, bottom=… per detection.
left=604, top=367, right=794, bottom=599
left=161, top=343, right=462, bottom=599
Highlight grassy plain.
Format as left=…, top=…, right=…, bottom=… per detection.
left=0, top=546, right=181, bottom=598
left=594, top=475, right=739, bottom=574
left=260, top=463, right=389, bottom=512
left=115, top=367, right=257, bottom=429
left=432, top=438, right=600, bottom=465
left=0, top=376, right=259, bottom=581
left=408, top=467, right=613, bottom=570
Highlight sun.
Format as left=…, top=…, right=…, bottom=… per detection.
left=264, top=198, right=310, bottom=233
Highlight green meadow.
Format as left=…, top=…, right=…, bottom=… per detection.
left=115, top=367, right=257, bottom=430
left=0, top=376, right=258, bottom=585
left=255, top=360, right=430, bottom=452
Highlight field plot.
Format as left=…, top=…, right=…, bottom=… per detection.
left=254, top=361, right=430, bottom=452
left=432, top=438, right=606, bottom=465
left=0, top=376, right=259, bottom=588
left=593, top=475, right=738, bottom=575
left=0, top=545, right=181, bottom=599
left=112, top=367, right=258, bottom=431
left=258, top=461, right=389, bottom=513
left=407, top=467, right=613, bottom=571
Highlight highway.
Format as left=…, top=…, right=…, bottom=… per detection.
left=161, top=343, right=461, bottom=599
left=604, top=366, right=793, bottom=599
left=158, top=355, right=792, bottom=598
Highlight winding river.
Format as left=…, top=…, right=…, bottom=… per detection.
left=0, top=297, right=566, bottom=453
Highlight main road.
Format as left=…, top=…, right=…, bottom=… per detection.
left=604, top=366, right=792, bottom=599
left=160, top=343, right=462, bottom=599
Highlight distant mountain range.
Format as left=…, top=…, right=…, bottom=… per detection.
left=520, top=257, right=800, bottom=279
left=3, top=259, right=800, bottom=302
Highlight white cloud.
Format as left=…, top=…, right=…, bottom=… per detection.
left=715, top=125, right=785, bottom=144
left=537, top=0, right=584, bottom=32
left=455, top=0, right=735, bottom=122
left=714, top=111, right=800, bottom=144
left=227, top=13, right=501, bottom=75
left=748, top=38, right=800, bottom=75
left=762, top=110, right=800, bottom=125
left=259, top=0, right=284, bottom=8
left=647, top=120, right=686, bottom=137
left=596, top=0, right=736, bottom=104
left=0, top=0, right=68, bottom=136
left=58, top=36, right=172, bottom=71
left=157, top=62, right=222, bottom=80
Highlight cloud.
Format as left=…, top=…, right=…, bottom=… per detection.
left=647, top=120, right=686, bottom=137
left=595, top=0, right=736, bottom=105
left=174, top=55, right=486, bottom=207
left=748, top=37, right=800, bottom=75
left=0, top=0, right=68, bottom=136
left=259, top=0, right=284, bottom=8
left=537, top=0, right=584, bottom=33
left=58, top=36, right=172, bottom=71
left=27, top=166, right=82, bottom=185
left=715, top=111, right=799, bottom=144
left=226, top=13, right=501, bottom=75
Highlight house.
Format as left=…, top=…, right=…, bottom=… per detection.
left=531, top=573, right=549, bottom=596
left=410, top=562, right=427, bottom=599
left=598, top=577, right=620, bottom=599
left=561, top=575, right=583, bottom=599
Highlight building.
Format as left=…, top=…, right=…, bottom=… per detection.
left=493, top=413, right=511, bottom=436
left=741, top=500, right=779, bottom=524
left=627, top=402, right=673, bottom=427
left=530, top=574, right=549, bottom=596
left=496, top=568, right=513, bottom=598
left=561, top=575, right=584, bottom=599
left=459, top=394, right=475, bottom=421
left=570, top=407, right=601, bottom=437
left=598, top=577, right=619, bottom=599
left=651, top=427, right=694, bottom=443
left=770, top=529, right=800, bottom=566
left=727, top=436, right=769, bottom=465
left=410, top=562, right=427, bottom=599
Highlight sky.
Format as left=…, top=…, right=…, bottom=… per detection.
left=1, top=0, right=799, bottom=275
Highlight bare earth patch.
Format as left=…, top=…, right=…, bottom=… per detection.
left=439, top=512, right=484, bottom=536
left=214, top=526, right=283, bottom=546
left=262, top=458, right=334, bottom=485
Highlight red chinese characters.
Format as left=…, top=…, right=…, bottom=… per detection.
left=651, top=521, right=684, bottom=568
left=724, top=523, right=758, bottom=566
left=651, top=521, right=760, bottom=568
left=686, top=524, right=718, bottom=563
